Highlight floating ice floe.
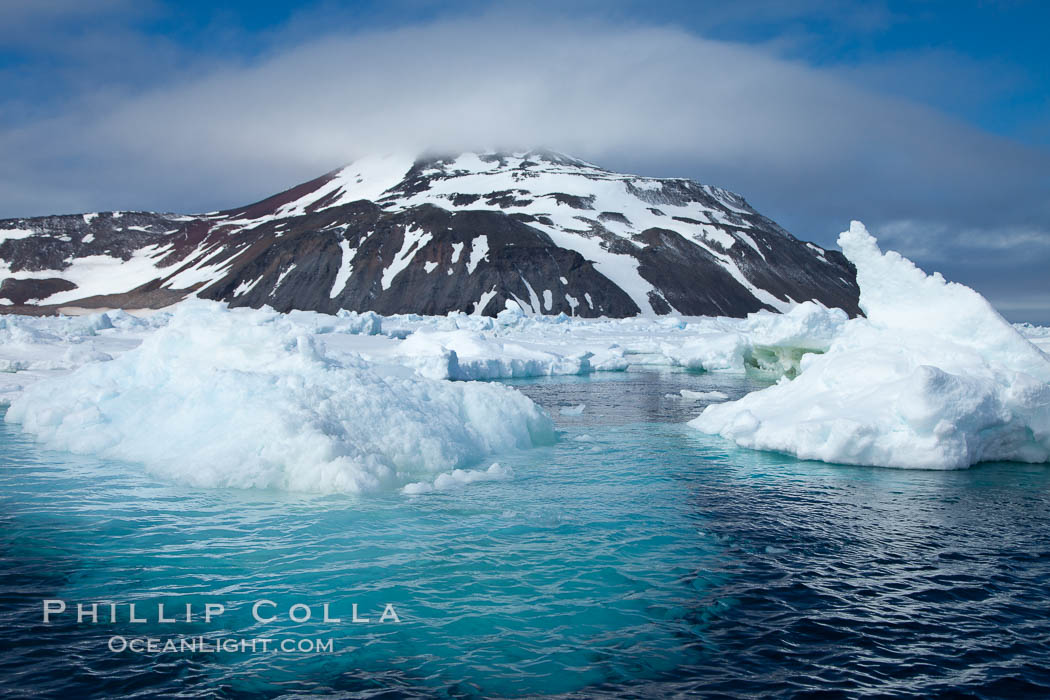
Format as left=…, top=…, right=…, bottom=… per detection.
left=6, top=302, right=555, bottom=493
left=663, top=301, right=847, bottom=376
left=677, top=390, right=729, bottom=402
left=0, top=299, right=851, bottom=403
left=691, top=221, right=1050, bottom=470
left=402, top=462, right=513, bottom=495
left=396, top=328, right=593, bottom=380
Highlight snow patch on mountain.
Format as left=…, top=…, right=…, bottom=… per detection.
left=330, top=239, right=356, bottom=298
left=382, top=225, right=431, bottom=290
left=4, top=246, right=171, bottom=305
left=466, top=235, right=489, bottom=275
left=0, top=228, right=36, bottom=243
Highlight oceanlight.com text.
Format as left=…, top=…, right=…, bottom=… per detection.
left=108, top=636, right=336, bottom=654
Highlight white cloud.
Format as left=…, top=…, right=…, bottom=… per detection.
left=0, top=13, right=1046, bottom=318
left=2, top=17, right=1044, bottom=215
left=875, top=220, right=1050, bottom=262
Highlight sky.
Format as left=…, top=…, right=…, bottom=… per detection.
left=1, top=0, right=1047, bottom=321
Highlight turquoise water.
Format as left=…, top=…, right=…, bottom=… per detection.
left=3, top=370, right=1050, bottom=697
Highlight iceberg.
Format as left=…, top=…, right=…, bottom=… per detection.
left=396, top=328, right=592, bottom=380
left=664, top=301, right=847, bottom=376
left=691, top=221, right=1050, bottom=470
left=5, top=302, right=555, bottom=493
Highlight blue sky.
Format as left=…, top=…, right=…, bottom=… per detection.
left=1, top=0, right=1048, bottom=320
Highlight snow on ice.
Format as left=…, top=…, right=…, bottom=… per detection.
left=5, top=303, right=554, bottom=494
left=691, top=221, right=1050, bottom=470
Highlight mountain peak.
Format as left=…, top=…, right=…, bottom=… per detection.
left=0, top=151, right=860, bottom=319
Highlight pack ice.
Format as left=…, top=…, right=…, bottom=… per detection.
left=5, top=302, right=555, bottom=493
left=691, top=222, right=1050, bottom=469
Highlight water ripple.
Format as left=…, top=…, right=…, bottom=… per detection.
left=2, top=371, right=1050, bottom=697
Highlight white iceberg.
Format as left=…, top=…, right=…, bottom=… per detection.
left=0, top=310, right=163, bottom=405
left=664, top=301, right=847, bottom=376
left=691, top=221, right=1050, bottom=469
left=5, top=302, right=555, bottom=493
left=395, top=328, right=593, bottom=380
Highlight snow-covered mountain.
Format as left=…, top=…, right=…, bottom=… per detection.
left=0, top=150, right=860, bottom=317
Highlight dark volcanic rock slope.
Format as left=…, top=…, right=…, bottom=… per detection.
left=0, top=150, right=860, bottom=317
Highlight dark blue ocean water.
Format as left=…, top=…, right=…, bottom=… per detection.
left=2, top=369, right=1050, bottom=698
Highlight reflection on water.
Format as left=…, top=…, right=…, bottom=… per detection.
left=2, top=368, right=1050, bottom=698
